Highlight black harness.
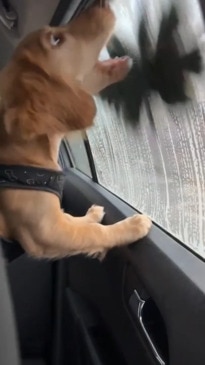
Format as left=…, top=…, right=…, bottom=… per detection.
left=0, top=164, right=66, bottom=261
left=0, top=164, right=66, bottom=200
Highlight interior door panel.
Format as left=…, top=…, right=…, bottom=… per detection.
left=60, top=167, right=205, bottom=365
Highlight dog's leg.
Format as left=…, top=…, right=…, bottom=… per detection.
left=82, top=57, right=133, bottom=95
left=23, top=210, right=151, bottom=259
left=18, top=211, right=152, bottom=259
left=65, top=205, right=105, bottom=223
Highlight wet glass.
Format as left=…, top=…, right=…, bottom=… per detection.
left=87, top=0, right=205, bottom=257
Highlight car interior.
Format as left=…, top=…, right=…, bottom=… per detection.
left=1, top=1, right=205, bottom=365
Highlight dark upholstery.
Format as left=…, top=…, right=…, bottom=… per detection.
left=7, top=254, right=53, bottom=360
left=22, top=360, right=46, bottom=365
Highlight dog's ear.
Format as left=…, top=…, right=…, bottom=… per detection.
left=2, top=64, right=96, bottom=141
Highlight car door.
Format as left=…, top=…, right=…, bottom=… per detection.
left=59, top=1, right=205, bottom=364
left=1, top=1, right=205, bottom=365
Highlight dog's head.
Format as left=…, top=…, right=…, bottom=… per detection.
left=0, top=0, right=115, bottom=141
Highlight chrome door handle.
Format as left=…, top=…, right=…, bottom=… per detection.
left=129, top=290, right=166, bottom=365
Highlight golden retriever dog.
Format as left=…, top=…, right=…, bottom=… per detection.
left=0, top=0, right=152, bottom=259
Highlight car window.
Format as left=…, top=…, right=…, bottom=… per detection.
left=67, top=133, right=92, bottom=177
left=67, top=0, right=205, bottom=258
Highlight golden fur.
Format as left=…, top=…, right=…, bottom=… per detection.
left=0, top=2, right=152, bottom=259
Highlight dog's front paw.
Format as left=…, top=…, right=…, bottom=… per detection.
left=86, top=205, right=105, bottom=223
left=97, top=56, right=133, bottom=85
left=104, top=56, right=133, bottom=83
left=126, top=214, right=152, bottom=241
